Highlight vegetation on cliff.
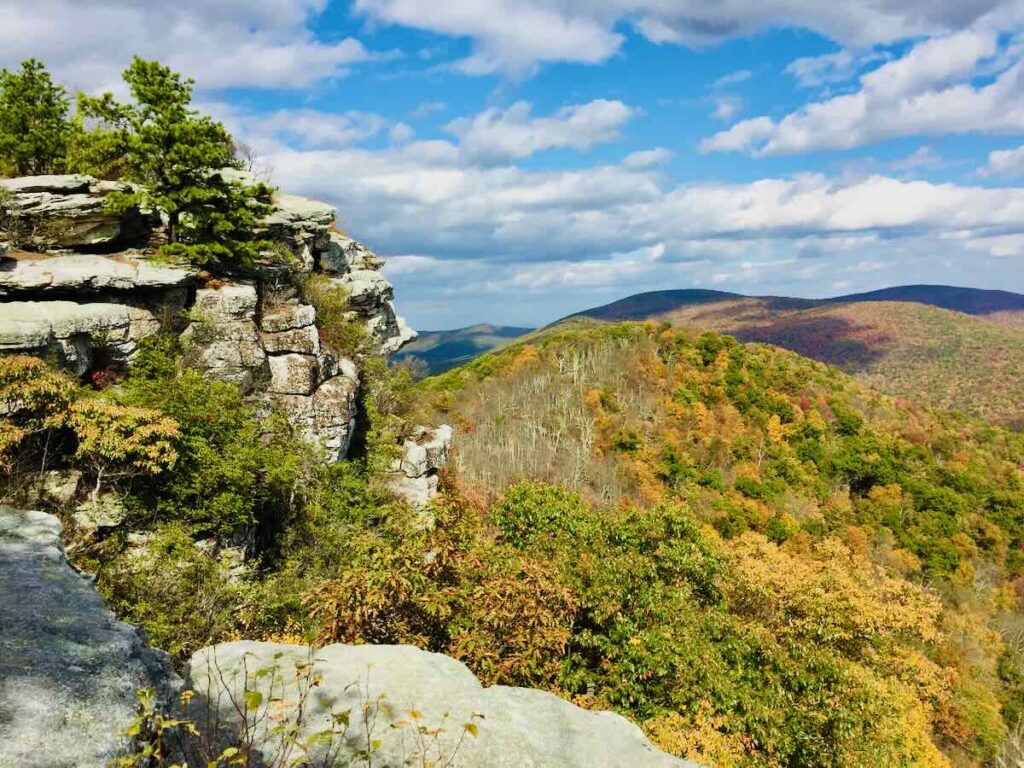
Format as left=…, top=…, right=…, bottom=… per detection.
left=0, top=57, right=271, bottom=271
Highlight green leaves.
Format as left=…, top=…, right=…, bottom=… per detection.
left=242, top=688, right=263, bottom=711
left=0, top=59, right=70, bottom=175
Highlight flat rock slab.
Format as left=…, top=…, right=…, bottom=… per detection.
left=0, top=507, right=173, bottom=768
left=0, top=254, right=194, bottom=296
left=187, top=641, right=698, bottom=768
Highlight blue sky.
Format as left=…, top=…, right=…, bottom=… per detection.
left=4, top=1, right=1024, bottom=330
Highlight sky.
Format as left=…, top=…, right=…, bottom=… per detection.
left=3, top=1, right=1024, bottom=329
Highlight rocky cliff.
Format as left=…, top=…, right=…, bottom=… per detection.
left=0, top=173, right=415, bottom=462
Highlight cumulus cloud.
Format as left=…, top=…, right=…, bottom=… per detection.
left=981, top=143, right=1024, bottom=175
left=354, top=0, right=1018, bottom=74
left=784, top=50, right=893, bottom=88
left=249, top=126, right=1024, bottom=282
left=445, top=100, right=636, bottom=164
left=250, top=109, right=388, bottom=149
left=0, top=0, right=377, bottom=92
left=703, top=29, right=1024, bottom=155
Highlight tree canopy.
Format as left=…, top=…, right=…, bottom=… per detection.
left=0, top=59, right=71, bottom=175
left=0, top=57, right=274, bottom=272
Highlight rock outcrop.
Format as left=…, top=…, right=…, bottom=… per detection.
left=0, top=174, right=416, bottom=463
left=387, top=424, right=454, bottom=510
left=0, top=175, right=157, bottom=250
left=0, top=507, right=176, bottom=768
left=185, top=640, right=697, bottom=768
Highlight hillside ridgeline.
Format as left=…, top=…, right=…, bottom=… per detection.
left=565, top=287, right=1024, bottom=428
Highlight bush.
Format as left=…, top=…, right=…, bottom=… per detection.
left=490, top=481, right=591, bottom=550
left=116, top=336, right=307, bottom=536
left=97, top=523, right=247, bottom=659
left=299, top=274, right=369, bottom=357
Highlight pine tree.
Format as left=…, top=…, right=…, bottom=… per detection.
left=76, top=57, right=274, bottom=271
left=0, top=59, right=71, bottom=175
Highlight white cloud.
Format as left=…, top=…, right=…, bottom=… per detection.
left=623, top=148, right=673, bottom=168
left=712, top=96, right=743, bottom=122
left=981, top=143, right=1024, bottom=175
left=354, top=0, right=1019, bottom=74
left=250, top=109, right=388, bottom=149
left=703, top=29, right=1024, bottom=155
left=700, top=29, right=1024, bottom=155
left=410, top=101, right=447, bottom=119
left=0, top=0, right=377, bottom=92
left=784, top=50, right=894, bottom=87
left=711, top=69, right=752, bottom=88
left=389, top=122, right=416, bottom=144
left=445, top=99, right=636, bottom=164
left=890, top=145, right=942, bottom=171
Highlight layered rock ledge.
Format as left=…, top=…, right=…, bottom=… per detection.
left=0, top=174, right=416, bottom=463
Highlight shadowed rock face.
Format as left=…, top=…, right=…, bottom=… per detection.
left=185, top=641, right=700, bottom=768
left=0, top=507, right=176, bottom=768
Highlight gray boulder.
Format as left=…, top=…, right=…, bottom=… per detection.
left=0, top=175, right=151, bottom=249
left=0, top=507, right=176, bottom=768
left=180, top=282, right=267, bottom=391
left=387, top=424, right=453, bottom=511
left=185, top=641, right=696, bottom=768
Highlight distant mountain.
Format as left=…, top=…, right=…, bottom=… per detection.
left=562, top=285, right=1024, bottom=428
left=569, top=284, right=1024, bottom=328
left=394, top=323, right=533, bottom=375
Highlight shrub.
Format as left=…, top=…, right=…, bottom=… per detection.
left=299, top=274, right=369, bottom=358
left=98, top=523, right=248, bottom=660
left=117, top=336, right=307, bottom=536
left=490, top=481, right=591, bottom=550
left=68, top=400, right=178, bottom=499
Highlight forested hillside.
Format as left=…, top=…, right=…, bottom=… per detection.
left=393, top=323, right=533, bottom=374
left=566, top=290, right=1024, bottom=428
left=415, top=321, right=1024, bottom=767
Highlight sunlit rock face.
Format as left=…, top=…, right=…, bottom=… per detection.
left=0, top=173, right=416, bottom=463
left=184, top=640, right=700, bottom=768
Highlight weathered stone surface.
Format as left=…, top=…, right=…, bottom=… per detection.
left=275, top=360, right=359, bottom=462
left=0, top=300, right=159, bottom=375
left=0, top=253, right=194, bottom=296
left=0, top=174, right=93, bottom=194
left=259, top=302, right=316, bottom=333
left=388, top=424, right=453, bottom=510
left=40, top=469, right=81, bottom=507
left=73, top=495, right=128, bottom=535
left=265, top=192, right=336, bottom=229
left=267, top=353, right=319, bottom=395
left=0, top=507, right=176, bottom=768
left=0, top=175, right=149, bottom=249
left=181, top=282, right=266, bottom=391
left=322, top=231, right=384, bottom=273
left=261, top=324, right=320, bottom=355
left=185, top=641, right=695, bottom=768
left=338, top=269, right=393, bottom=311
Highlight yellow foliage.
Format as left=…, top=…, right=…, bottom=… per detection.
left=727, top=534, right=943, bottom=653
left=645, top=707, right=755, bottom=768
